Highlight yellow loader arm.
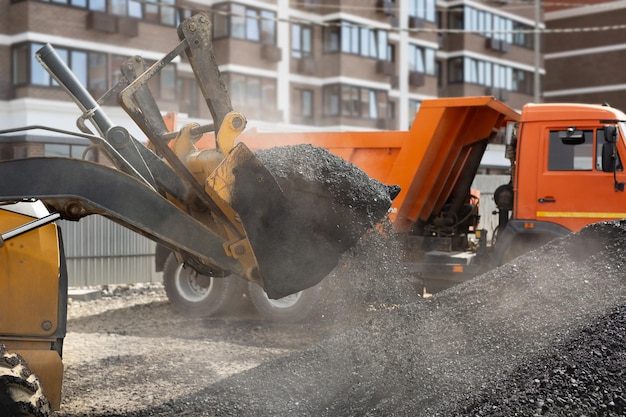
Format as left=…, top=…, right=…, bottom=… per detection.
left=3, top=13, right=394, bottom=299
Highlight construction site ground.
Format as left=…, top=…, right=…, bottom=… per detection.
left=52, top=220, right=626, bottom=417
left=56, top=285, right=333, bottom=416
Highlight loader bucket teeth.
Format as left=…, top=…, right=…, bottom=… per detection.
left=225, top=143, right=394, bottom=299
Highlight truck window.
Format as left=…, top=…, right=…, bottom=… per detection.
left=548, top=130, right=593, bottom=171
left=596, top=128, right=623, bottom=171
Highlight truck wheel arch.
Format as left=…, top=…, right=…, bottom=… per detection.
left=491, top=220, right=571, bottom=268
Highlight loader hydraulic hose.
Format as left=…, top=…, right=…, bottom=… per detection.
left=35, top=44, right=157, bottom=189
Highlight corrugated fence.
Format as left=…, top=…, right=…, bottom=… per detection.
left=58, top=217, right=159, bottom=287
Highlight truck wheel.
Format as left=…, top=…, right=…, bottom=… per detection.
left=0, top=344, right=50, bottom=417
left=247, top=281, right=321, bottom=323
left=162, top=253, right=244, bottom=317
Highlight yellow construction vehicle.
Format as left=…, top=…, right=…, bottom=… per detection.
left=0, top=13, right=393, bottom=415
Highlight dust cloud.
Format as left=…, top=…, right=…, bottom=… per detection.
left=130, top=220, right=626, bottom=416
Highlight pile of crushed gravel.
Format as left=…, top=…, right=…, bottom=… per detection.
left=113, top=219, right=626, bottom=416
left=233, top=144, right=394, bottom=298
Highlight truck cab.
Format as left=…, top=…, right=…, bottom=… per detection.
left=493, top=103, right=626, bottom=264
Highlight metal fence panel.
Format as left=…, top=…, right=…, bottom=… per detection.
left=58, top=217, right=158, bottom=287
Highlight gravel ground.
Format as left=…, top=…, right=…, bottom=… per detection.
left=53, top=220, right=626, bottom=416
left=55, top=285, right=330, bottom=416
left=52, top=222, right=415, bottom=417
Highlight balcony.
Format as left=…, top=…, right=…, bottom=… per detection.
left=485, top=38, right=509, bottom=54
left=297, top=58, right=316, bottom=75
left=408, top=16, right=425, bottom=29
left=376, top=60, right=395, bottom=76
left=261, top=45, right=282, bottom=63
left=86, top=11, right=138, bottom=37
left=485, top=87, right=509, bottom=101
left=376, top=0, right=396, bottom=16
left=409, top=71, right=425, bottom=87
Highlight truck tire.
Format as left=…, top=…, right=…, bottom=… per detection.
left=0, top=344, right=50, bottom=417
left=247, top=280, right=321, bottom=323
left=162, top=253, right=244, bottom=317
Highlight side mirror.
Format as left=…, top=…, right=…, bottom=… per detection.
left=559, top=128, right=585, bottom=145
left=602, top=143, right=616, bottom=172
left=604, top=125, right=617, bottom=143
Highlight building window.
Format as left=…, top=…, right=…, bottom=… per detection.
left=323, top=21, right=389, bottom=61
left=213, top=3, right=277, bottom=45
left=454, top=6, right=533, bottom=49
left=301, top=89, right=313, bottom=119
left=44, top=143, right=89, bottom=158
left=159, top=65, right=177, bottom=101
left=408, top=0, right=436, bottom=22
left=448, top=6, right=464, bottom=30
left=448, top=58, right=464, bottom=84
left=12, top=43, right=104, bottom=90
left=35, top=0, right=183, bottom=26
left=512, top=68, right=533, bottom=95
left=492, top=64, right=512, bottom=90
left=293, top=89, right=314, bottom=124
left=408, top=44, right=435, bottom=75
left=409, top=99, right=421, bottom=128
left=12, top=43, right=175, bottom=101
left=447, top=57, right=532, bottom=94
left=323, top=84, right=388, bottom=119
left=292, top=24, right=313, bottom=59
left=177, top=77, right=200, bottom=117
left=512, top=21, right=534, bottom=49
left=225, top=73, right=277, bottom=110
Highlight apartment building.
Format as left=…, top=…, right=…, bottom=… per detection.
left=0, top=0, right=542, bottom=140
left=0, top=0, right=542, bottom=285
left=544, top=0, right=626, bottom=110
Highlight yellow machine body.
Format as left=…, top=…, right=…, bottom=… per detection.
left=0, top=204, right=67, bottom=410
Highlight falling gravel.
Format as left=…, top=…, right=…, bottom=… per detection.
left=231, top=144, right=393, bottom=298
left=103, top=219, right=626, bottom=417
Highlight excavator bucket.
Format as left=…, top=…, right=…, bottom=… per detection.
left=209, top=143, right=395, bottom=299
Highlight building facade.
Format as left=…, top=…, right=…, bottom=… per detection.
left=0, top=0, right=543, bottom=285
left=544, top=0, right=626, bottom=110
left=1, top=0, right=543, bottom=137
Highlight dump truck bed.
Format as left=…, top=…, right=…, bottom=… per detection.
left=240, top=96, right=520, bottom=233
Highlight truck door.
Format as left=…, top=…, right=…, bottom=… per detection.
left=536, top=126, right=626, bottom=232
